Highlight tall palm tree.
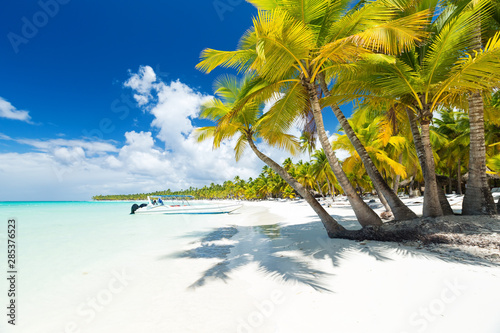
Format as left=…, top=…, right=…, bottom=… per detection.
left=462, top=0, right=499, bottom=215
left=196, top=74, right=347, bottom=235
left=197, top=0, right=428, bottom=224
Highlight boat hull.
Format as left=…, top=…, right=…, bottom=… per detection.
left=134, top=203, right=242, bottom=215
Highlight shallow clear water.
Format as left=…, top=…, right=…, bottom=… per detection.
left=0, top=201, right=235, bottom=308
left=0, top=200, right=230, bottom=262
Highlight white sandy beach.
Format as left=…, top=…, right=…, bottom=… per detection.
left=2, top=198, right=500, bottom=333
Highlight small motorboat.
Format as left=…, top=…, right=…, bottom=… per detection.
left=130, top=195, right=242, bottom=215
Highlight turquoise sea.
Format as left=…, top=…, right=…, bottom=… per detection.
left=0, top=200, right=235, bottom=276
left=0, top=200, right=248, bottom=333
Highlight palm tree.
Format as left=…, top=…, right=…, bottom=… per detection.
left=326, top=0, right=500, bottom=216
left=282, top=157, right=295, bottom=174
left=295, top=162, right=316, bottom=193
left=197, top=0, right=427, bottom=225
left=349, top=103, right=420, bottom=195
left=462, top=0, right=500, bottom=215
left=311, top=149, right=338, bottom=200
left=195, top=74, right=346, bottom=236
left=431, top=108, right=470, bottom=195
left=299, top=132, right=316, bottom=157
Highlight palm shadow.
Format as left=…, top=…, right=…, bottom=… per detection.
left=171, top=224, right=333, bottom=292
left=167, top=211, right=497, bottom=292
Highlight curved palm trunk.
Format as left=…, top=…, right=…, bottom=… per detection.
left=246, top=134, right=346, bottom=236
left=318, top=76, right=416, bottom=221
left=463, top=92, right=497, bottom=214
left=303, top=80, right=383, bottom=227
left=406, top=108, right=450, bottom=217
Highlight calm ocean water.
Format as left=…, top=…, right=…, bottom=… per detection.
left=0, top=201, right=249, bottom=332
left=0, top=201, right=236, bottom=299
left=0, top=200, right=230, bottom=247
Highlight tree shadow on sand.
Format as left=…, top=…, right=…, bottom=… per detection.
left=166, top=215, right=497, bottom=292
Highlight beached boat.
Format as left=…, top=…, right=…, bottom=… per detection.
left=130, top=195, right=242, bottom=215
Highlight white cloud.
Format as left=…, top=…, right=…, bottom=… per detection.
left=151, top=80, right=212, bottom=147
left=123, top=66, right=157, bottom=106
left=118, top=131, right=172, bottom=175
left=53, top=146, right=86, bottom=165
left=17, top=138, right=118, bottom=156
left=123, top=66, right=212, bottom=148
left=122, top=66, right=291, bottom=183
left=0, top=66, right=312, bottom=200
left=0, top=133, right=13, bottom=141
left=334, top=149, right=350, bottom=161
left=0, top=97, right=31, bottom=122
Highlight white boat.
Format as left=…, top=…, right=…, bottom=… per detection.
left=130, top=195, right=242, bottom=215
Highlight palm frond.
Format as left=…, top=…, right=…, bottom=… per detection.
left=217, top=78, right=299, bottom=131
left=213, top=74, right=243, bottom=103
left=423, top=0, right=490, bottom=88
left=348, top=8, right=431, bottom=54
left=200, top=98, right=232, bottom=121
left=374, top=151, right=407, bottom=177
left=193, top=126, right=216, bottom=143
left=433, top=31, right=500, bottom=109
left=257, top=81, right=308, bottom=140
left=263, top=132, right=301, bottom=155
left=252, top=9, right=315, bottom=80
left=234, top=134, right=248, bottom=161
left=246, top=0, right=279, bottom=11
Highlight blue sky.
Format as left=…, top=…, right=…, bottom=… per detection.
left=0, top=0, right=342, bottom=200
